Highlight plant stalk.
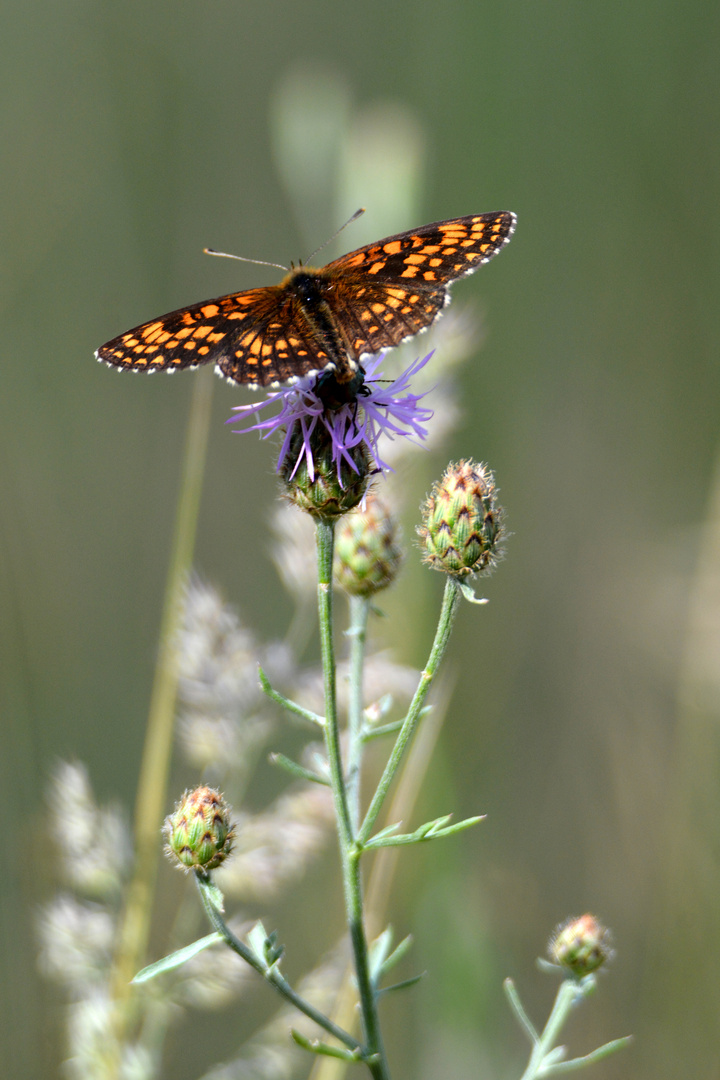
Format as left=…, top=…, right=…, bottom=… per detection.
left=315, top=518, right=390, bottom=1080
left=110, top=371, right=213, bottom=1029
left=195, top=874, right=360, bottom=1053
left=358, top=576, right=461, bottom=846
left=519, top=980, right=577, bottom=1080
left=347, top=594, right=370, bottom=831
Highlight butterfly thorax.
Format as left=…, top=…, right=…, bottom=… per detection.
left=286, top=268, right=357, bottom=384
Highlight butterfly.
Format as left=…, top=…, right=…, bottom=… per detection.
left=96, top=211, right=516, bottom=390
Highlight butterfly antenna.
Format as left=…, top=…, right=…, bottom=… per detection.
left=204, top=248, right=289, bottom=272
left=303, top=207, right=366, bottom=265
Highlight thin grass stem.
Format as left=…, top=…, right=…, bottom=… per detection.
left=110, top=370, right=214, bottom=1038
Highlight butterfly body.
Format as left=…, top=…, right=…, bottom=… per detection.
left=279, top=267, right=359, bottom=383
left=96, top=212, right=516, bottom=389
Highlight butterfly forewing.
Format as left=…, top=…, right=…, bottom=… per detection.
left=316, top=211, right=515, bottom=360
left=98, top=286, right=284, bottom=374
left=96, top=211, right=516, bottom=387
left=324, top=212, right=515, bottom=288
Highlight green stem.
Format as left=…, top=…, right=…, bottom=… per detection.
left=315, top=518, right=390, bottom=1080
left=347, top=594, right=370, bottom=831
left=194, top=875, right=359, bottom=1053
left=315, top=519, right=354, bottom=844
left=358, top=577, right=461, bottom=847
left=519, top=980, right=578, bottom=1080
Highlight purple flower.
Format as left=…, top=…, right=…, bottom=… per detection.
left=227, top=352, right=435, bottom=482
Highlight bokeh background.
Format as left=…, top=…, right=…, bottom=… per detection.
left=3, top=3, right=720, bottom=1078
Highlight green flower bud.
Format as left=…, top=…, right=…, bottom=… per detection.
left=419, top=460, right=505, bottom=577
left=164, top=786, right=235, bottom=872
left=280, top=422, right=370, bottom=519
left=334, top=496, right=403, bottom=596
left=548, top=914, right=613, bottom=978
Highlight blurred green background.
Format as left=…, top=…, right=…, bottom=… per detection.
left=3, top=2, right=720, bottom=1077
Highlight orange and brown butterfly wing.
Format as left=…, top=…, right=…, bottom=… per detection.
left=213, top=288, right=339, bottom=386
left=96, top=286, right=335, bottom=387
left=96, top=212, right=516, bottom=386
left=97, top=287, right=278, bottom=373
left=319, top=212, right=516, bottom=359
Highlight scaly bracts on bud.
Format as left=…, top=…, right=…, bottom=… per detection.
left=419, top=460, right=505, bottom=578
left=280, top=422, right=371, bottom=518
left=164, top=787, right=236, bottom=872
left=334, top=495, right=403, bottom=596
left=548, top=914, right=614, bottom=979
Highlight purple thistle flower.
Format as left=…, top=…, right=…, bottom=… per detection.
left=227, top=352, right=435, bottom=482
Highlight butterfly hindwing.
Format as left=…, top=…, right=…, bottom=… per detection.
left=321, top=277, right=447, bottom=359
left=217, top=289, right=333, bottom=386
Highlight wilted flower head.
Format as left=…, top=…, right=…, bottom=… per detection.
left=227, top=352, right=435, bottom=481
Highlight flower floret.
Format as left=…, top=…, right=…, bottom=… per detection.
left=227, top=352, right=435, bottom=481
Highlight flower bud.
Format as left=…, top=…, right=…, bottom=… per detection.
left=164, top=786, right=235, bottom=872
left=548, top=914, right=613, bottom=978
left=334, top=495, right=403, bottom=596
left=418, top=460, right=504, bottom=577
left=280, top=421, right=370, bottom=518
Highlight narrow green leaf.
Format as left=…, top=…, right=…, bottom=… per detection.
left=198, top=877, right=226, bottom=913
left=377, top=972, right=425, bottom=995
left=262, top=929, right=284, bottom=967
left=363, top=693, right=393, bottom=722
left=547, top=1036, right=633, bottom=1072
left=362, top=719, right=404, bottom=742
left=269, top=752, right=330, bottom=786
left=132, top=932, right=223, bottom=983
left=258, top=664, right=325, bottom=726
left=379, top=934, right=413, bottom=978
left=247, top=921, right=270, bottom=968
left=537, top=957, right=563, bottom=975
left=542, top=1046, right=568, bottom=1067
left=503, top=978, right=540, bottom=1043
left=366, top=821, right=402, bottom=843
left=368, top=927, right=394, bottom=985
left=458, top=581, right=489, bottom=604
left=291, top=1030, right=363, bottom=1061
left=365, top=814, right=484, bottom=849
left=418, top=813, right=453, bottom=836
